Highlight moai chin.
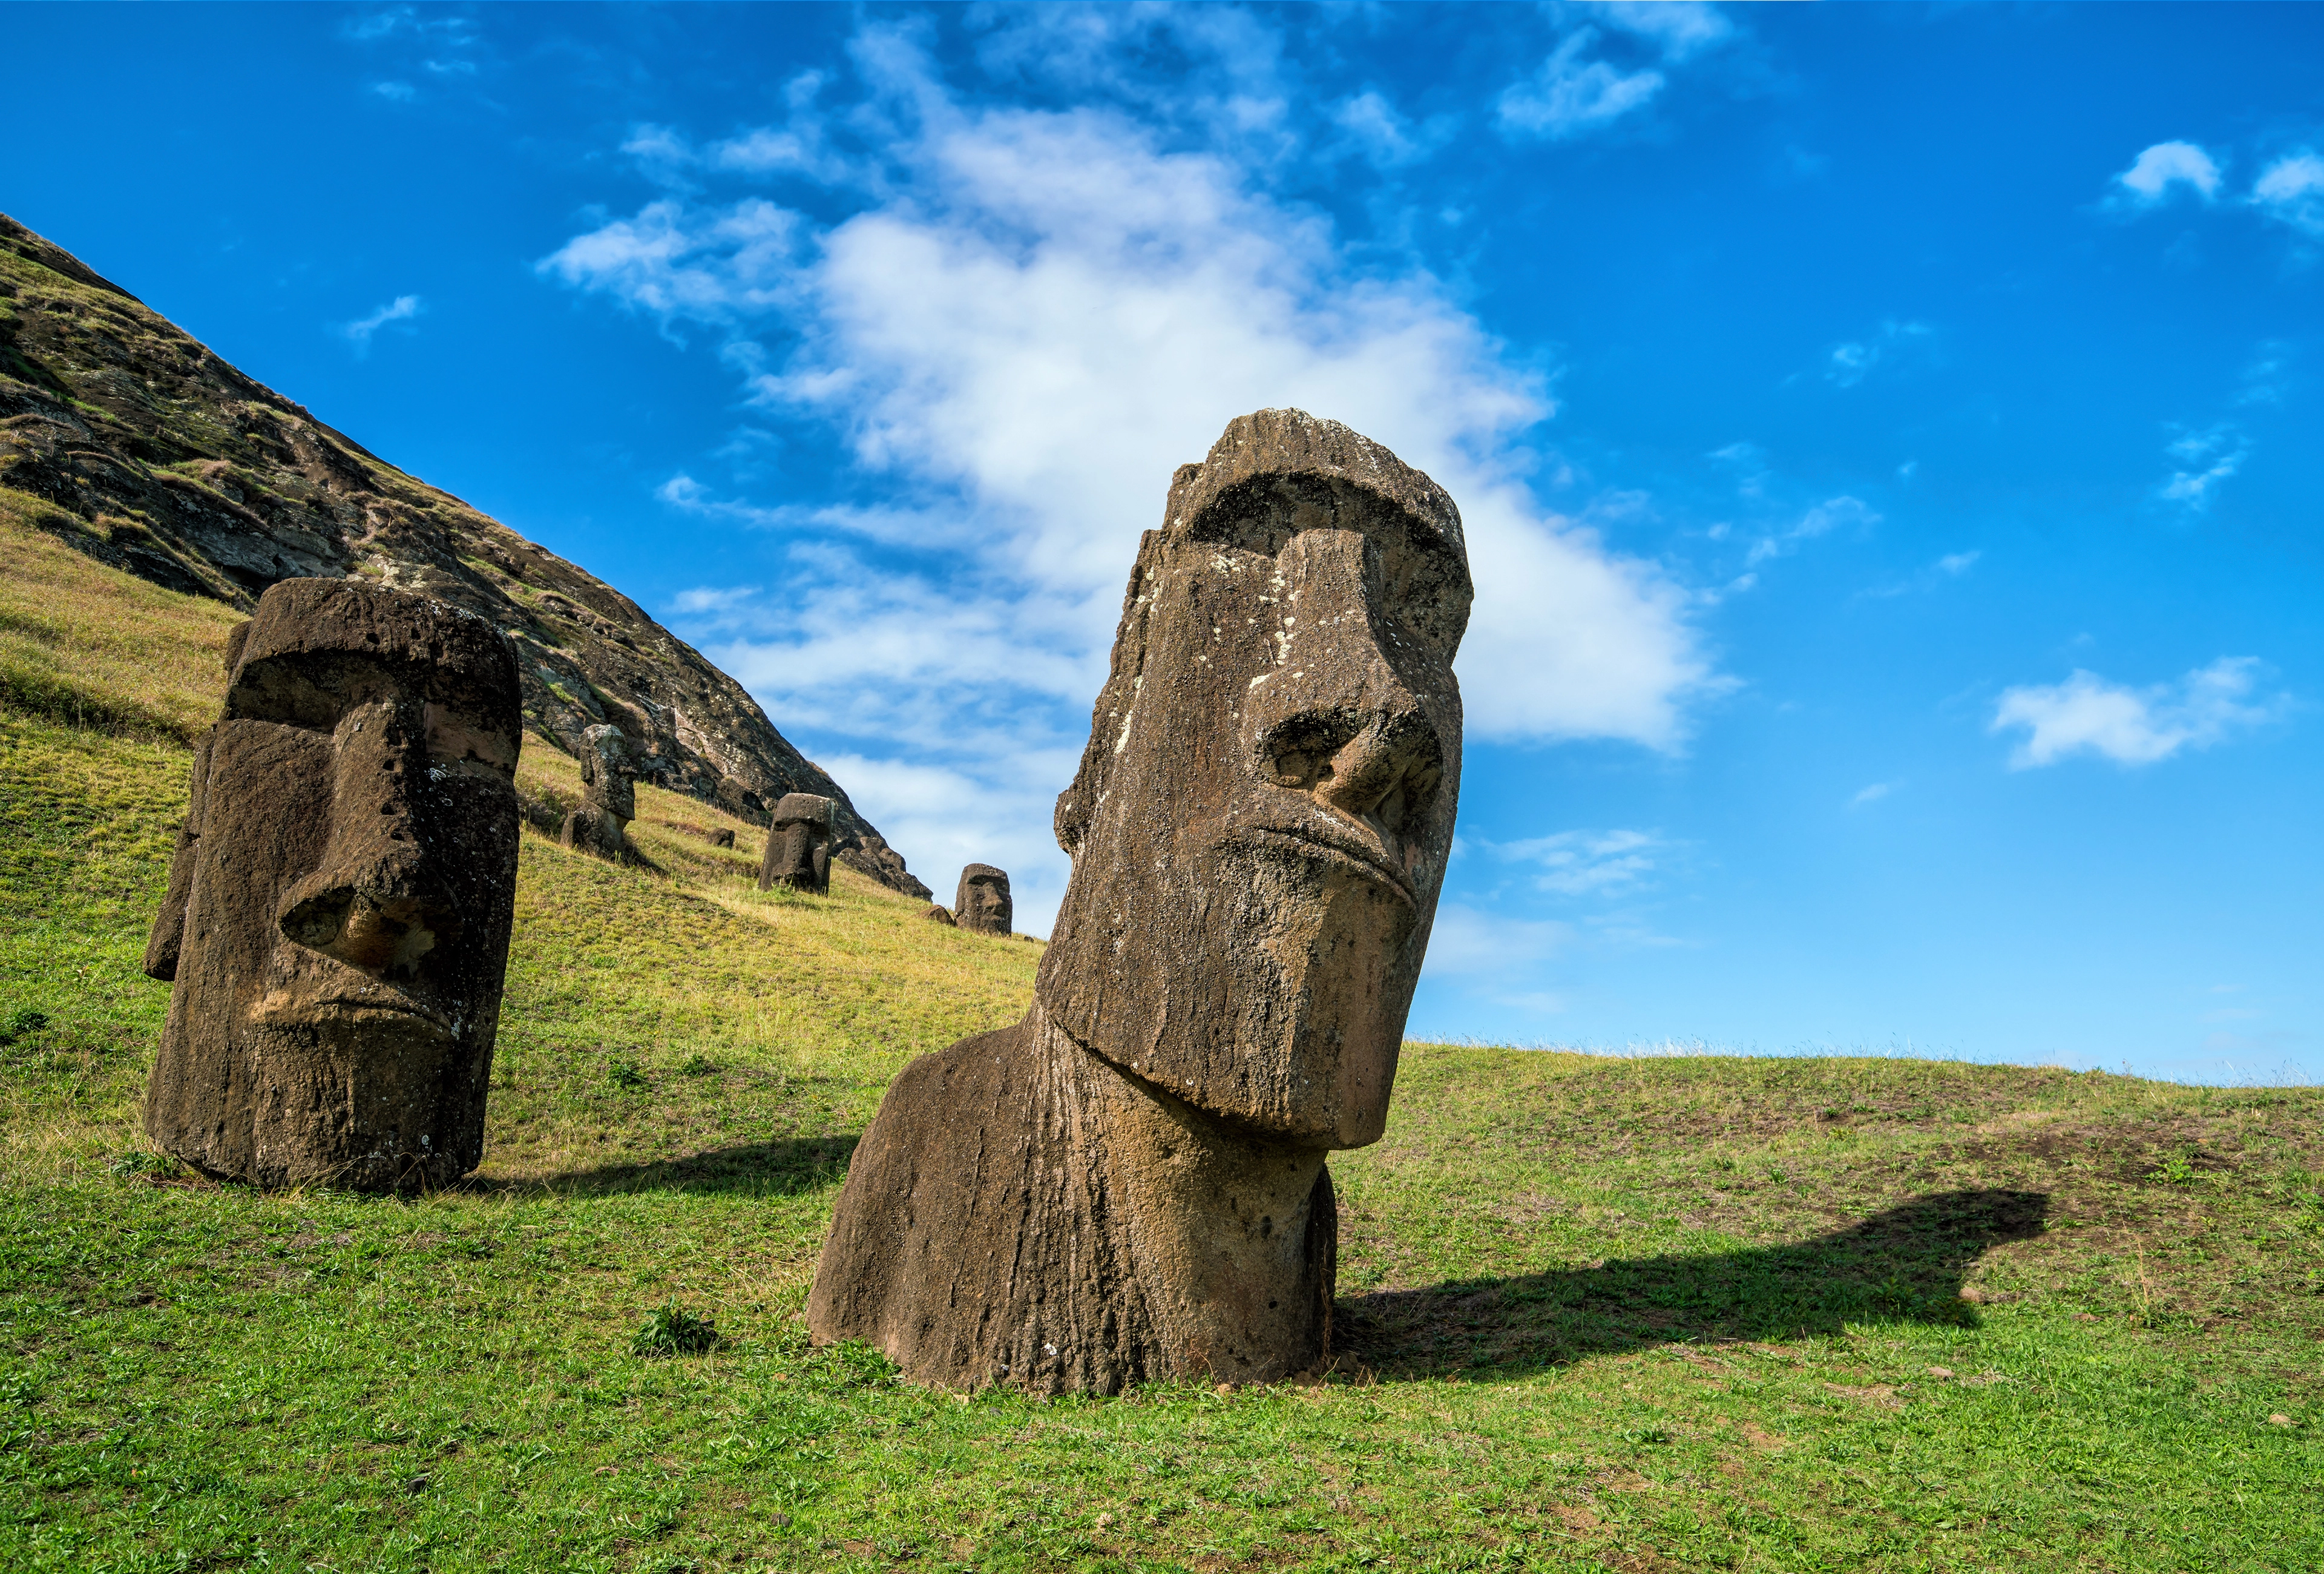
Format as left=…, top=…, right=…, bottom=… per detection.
left=810, top=409, right=1471, bottom=1392
left=142, top=578, right=524, bottom=1191
left=758, top=792, right=835, bottom=895
left=953, top=864, right=1013, bottom=935
left=559, top=723, right=634, bottom=859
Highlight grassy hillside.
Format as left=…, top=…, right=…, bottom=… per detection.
left=2, top=542, right=2321, bottom=1572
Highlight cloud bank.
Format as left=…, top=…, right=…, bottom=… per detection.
left=1991, top=657, right=2284, bottom=768
left=540, top=16, right=1721, bottom=928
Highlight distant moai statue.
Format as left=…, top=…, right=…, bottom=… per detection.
left=758, top=792, right=835, bottom=894
left=559, top=723, right=634, bottom=859
left=810, top=410, right=1471, bottom=1392
left=954, top=864, right=1013, bottom=935
left=142, top=578, right=524, bottom=1191
left=922, top=904, right=957, bottom=926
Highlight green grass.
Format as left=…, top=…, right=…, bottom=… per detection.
left=4, top=707, right=2322, bottom=1573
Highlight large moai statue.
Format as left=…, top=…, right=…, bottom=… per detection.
left=559, top=723, right=635, bottom=859
left=758, top=792, right=835, bottom=895
left=810, top=410, right=1471, bottom=1392
left=142, top=578, right=524, bottom=1191
left=953, top=864, right=1013, bottom=935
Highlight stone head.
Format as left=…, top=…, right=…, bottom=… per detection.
left=954, top=864, right=1013, bottom=935
left=144, top=578, right=523, bottom=1189
left=1037, top=410, right=1471, bottom=1149
left=579, top=723, right=635, bottom=820
left=761, top=792, right=836, bottom=894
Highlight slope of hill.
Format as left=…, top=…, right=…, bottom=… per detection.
left=0, top=214, right=929, bottom=898
left=2, top=520, right=2320, bottom=1570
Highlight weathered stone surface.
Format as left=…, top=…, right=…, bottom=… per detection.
left=921, top=904, right=956, bottom=926
left=836, top=832, right=934, bottom=901
left=954, top=864, right=1013, bottom=935
left=556, top=723, right=634, bottom=859
left=142, top=578, right=522, bottom=1191
left=0, top=212, right=931, bottom=898
left=758, top=792, right=835, bottom=895
left=810, top=410, right=1471, bottom=1392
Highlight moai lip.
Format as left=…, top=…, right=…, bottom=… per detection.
left=953, top=864, right=1013, bottom=935
left=142, top=578, right=524, bottom=1192
left=759, top=792, right=836, bottom=895
left=810, top=410, right=1471, bottom=1392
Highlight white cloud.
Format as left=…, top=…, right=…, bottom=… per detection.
left=1593, top=1, right=1733, bottom=61
left=371, top=81, right=416, bottom=103
left=1330, top=90, right=1451, bottom=170
left=541, top=19, right=1721, bottom=926
left=1991, top=657, right=2284, bottom=768
left=1824, top=318, right=1934, bottom=388
left=1935, top=550, right=1980, bottom=576
left=1746, top=494, right=1877, bottom=565
left=340, top=294, right=422, bottom=352
left=1496, top=30, right=1664, bottom=142
left=669, top=585, right=759, bottom=614
left=2158, top=423, right=2248, bottom=509
left=1488, top=828, right=1663, bottom=897
left=2251, top=150, right=2324, bottom=237
left=2112, top=140, right=2223, bottom=205
left=1419, top=903, right=1573, bottom=976
left=1849, top=782, right=1895, bottom=807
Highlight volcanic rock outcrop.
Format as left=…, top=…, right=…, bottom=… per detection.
left=0, top=213, right=923, bottom=892
left=143, top=578, right=522, bottom=1191
left=809, top=409, right=1472, bottom=1392
left=953, top=864, right=1013, bottom=936
left=759, top=792, right=836, bottom=895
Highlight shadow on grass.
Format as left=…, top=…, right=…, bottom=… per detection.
left=530, top=1135, right=861, bottom=1199
left=1339, top=1188, right=2048, bottom=1377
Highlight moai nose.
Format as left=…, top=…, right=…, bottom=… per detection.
left=277, top=697, right=462, bottom=978
left=1310, top=707, right=1445, bottom=844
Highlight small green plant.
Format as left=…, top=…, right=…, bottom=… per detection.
left=2148, top=1147, right=2202, bottom=1187
left=632, top=1301, right=720, bottom=1357
left=0, top=1006, right=48, bottom=1046
left=107, top=1150, right=175, bottom=1177
left=679, top=1053, right=717, bottom=1076
left=606, top=1056, right=649, bottom=1091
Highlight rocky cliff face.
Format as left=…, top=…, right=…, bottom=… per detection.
left=0, top=214, right=930, bottom=900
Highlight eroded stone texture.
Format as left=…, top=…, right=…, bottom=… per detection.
left=758, top=792, right=835, bottom=895
left=922, top=905, right=957, bottom=926
left=953, top=864, right=1013, bottom=935
left=142, top=578, right=523, bottom=1191
left=837, top=832, right=934, bottom=901
left=810, top=409, right=1470, bottom=1391
left=558, top=724, right=635, bottom=859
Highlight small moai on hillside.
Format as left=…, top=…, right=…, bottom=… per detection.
left=953, top=864, right=1013, bottom=935
left=142, top=578, right=524, bottom=1191
left=758, top=792, right=835, bottom=895
left=922, top=904, right=956, bottom=926
left=559, top=723, right=635, bottom=859
left=810, top=409, right=1472, bottom=1392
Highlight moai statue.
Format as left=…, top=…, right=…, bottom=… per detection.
left=922, top=904, right=957, bottom=926
left=810, top=410, right=1471, bottom=1391
left=953, top=864, right=1013, bottom=935
left=559, top=723, right=634, bottom=858
left=142, top=578, right=523, bottom=1191
left=758, top=792, right=835, bottom=895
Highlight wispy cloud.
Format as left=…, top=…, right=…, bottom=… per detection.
left=2251, top=150, right=2324, bottom=237
left=371, top=81, right=416, bottom=103
left=1419, top=903, right=1573, bottom=976
left=1496, top=29, right=1664, bottom=142
left=1850, top=782, right=1896, bottom=808
left=2110, top=140, right=2223, bottom=206
left=1991, top=657, right=2285, bottom=768
left=340, top=294, right=422, bottom=353
left=1824, top=319, right=1934, bottom=389
left=1486, top=828, right=1665, bottom=897
left=2157, top=423, right=2248, bottom=509
left=1746, top=495, right=1877, bottom=566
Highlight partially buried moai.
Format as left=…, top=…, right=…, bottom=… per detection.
left=758, top=792, right=835, bottom=894
left=142, top=578, right=524, bottom=1191
left=559, top=723, right=634, bottom=859
left=953, top=864, right=1012, bottom=935
left=810, top=409, right=1471, bottom=1392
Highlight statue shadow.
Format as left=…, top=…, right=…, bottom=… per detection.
left=522, top=1135, right=860, bottom=1199
left=1336, top=1188, right=2048, bottom=1378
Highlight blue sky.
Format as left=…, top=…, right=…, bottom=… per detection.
left=7, top=4, right=2320, bottom=1083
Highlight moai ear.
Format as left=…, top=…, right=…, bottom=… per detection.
left=1054, top=532, right=1166, bottom=856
